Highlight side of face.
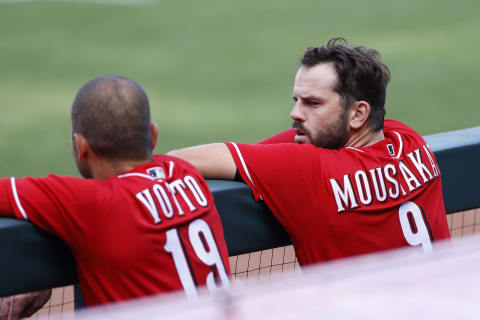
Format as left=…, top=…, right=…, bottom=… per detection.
left=290, top=63, right=350, bottom=149
left=72, top=132, right=94, bottom=179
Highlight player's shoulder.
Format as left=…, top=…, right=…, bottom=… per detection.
left=383, top=119, right=430, bottom=159
left=384, top=119, right=425, bottom=141
left=231, top=141, right=345, bottom=168
left=31, top=173, right=94, bottom=186
left=14, top=174, right=100, bottom=200
left=153, top=154, right=202, bottom=176
left=235, top=141, right=330, bottom=159
left=258, top=142, right=344, bottom=165
left=257, top=129, right=296, bottom=144
left=384, top=119, right=420, bottom=135
left=154, top=153, right=195, bottom=167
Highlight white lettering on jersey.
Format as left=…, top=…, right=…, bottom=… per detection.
left=384, top=164, right=400, bottom=199
left=170, top=179, right=197, bottom=212
left=330, top=174, right=359, bottom=213
left=184, top=176, right=208, bottom=207
left=354, top=170, right=372, bottom=205
left=423, top=145, right=439, bottom=177
left=369, top=167, right=387, bottom=202
left=136, top=176, right=209, bottom=224
left=407, top=149, right=433, bottom=183
left=329, top=145, right=439, bottom=213
left=399, top=160, right=421, bottom=192
left=136, top=189, right=162, bottom=224
left=166, top=182, right=185, bottom=216
left=153, top=184, right=174, bottom=218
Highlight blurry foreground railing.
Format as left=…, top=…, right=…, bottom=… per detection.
left=0, top=126, right=478, bottom=319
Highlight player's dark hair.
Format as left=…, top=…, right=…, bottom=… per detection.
left=71, top=75, right=152, bottom=161
left=301, top=37, right=390, bottom=131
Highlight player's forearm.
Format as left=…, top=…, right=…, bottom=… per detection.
left=0, top=290, right=52, bottom=319
left=168, top=143, right=237, bottom=180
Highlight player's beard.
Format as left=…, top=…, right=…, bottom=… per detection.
left=292, top=111, right=350, bottom=149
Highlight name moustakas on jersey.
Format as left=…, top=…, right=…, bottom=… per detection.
left=330, top=144, right=439, bottom=213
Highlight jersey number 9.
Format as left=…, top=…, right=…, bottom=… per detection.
left=399, top=201, right=433, bottom=252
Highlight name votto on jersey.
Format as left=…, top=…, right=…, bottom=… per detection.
left=136, top=174, right=210, bottom=228
left=330, top=145, right=439, bottom=213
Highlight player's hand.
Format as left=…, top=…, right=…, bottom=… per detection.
left=0, top=289, right=52, bottom=320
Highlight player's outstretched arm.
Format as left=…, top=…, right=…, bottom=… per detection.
left=168, top=143, right=237, bottom=180
left=0, top=290, right=52, bottom=320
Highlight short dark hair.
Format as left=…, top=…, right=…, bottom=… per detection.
left=301, top=37, right=390, bottom=131
left=71, top=75, right=152, bottom=161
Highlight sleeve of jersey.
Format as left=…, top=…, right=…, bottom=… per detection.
left=257, top=129, right=295, bottom=144
left=224, top=142, right=307, bottom=202
left=0, top=178, right=14, bottom=217
left=2, top=175, right=99, bottom=247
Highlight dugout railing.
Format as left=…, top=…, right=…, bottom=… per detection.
left=0, top=126, right=479, bottom=299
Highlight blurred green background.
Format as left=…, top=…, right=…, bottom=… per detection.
left=0, top=0, right=479, bottom=177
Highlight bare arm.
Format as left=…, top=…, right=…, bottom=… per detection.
left=168, top=143, right=237, bottom=180
left=0, top=290, right=52, bottom=320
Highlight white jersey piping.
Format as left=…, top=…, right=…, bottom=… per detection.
left=393, top=131, right=403, bottom=159
left=230, top=142, right=263, bottom=200
left=346, top=147, right=364, bottom=153
left=10, top=177, right=28, bottom=220
left=117, top=173, right=155, bottom=180
left=168, top=161, right=174, bottom=178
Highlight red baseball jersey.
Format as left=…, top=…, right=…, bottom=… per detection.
left=0, top=155, right=230, bottom=306
left=227, top=119, right=450, bottom=265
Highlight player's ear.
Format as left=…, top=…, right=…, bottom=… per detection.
left=150, top=122, right=158, bottom=151
left=348, top=100, right=371, bottom=130
left=73, top=133, right=91, bottom=161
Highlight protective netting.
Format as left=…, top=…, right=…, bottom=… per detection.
left=25, top=208, right=480, bottom=319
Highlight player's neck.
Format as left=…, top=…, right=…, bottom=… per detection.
left=91, top=157, right=154, bottom=180
left=345, top=127, right=384, bottom=148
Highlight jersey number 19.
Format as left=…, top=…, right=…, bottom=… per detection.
left=164, top=218, right=230, bottom=297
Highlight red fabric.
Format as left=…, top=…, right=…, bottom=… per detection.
left=1, top=155, right=230, bottom=306
left=226, top=119, right=450, bottom=265
left=257, top=128, right=295, bottom=144
left=0, top=179, right=14, bottom=216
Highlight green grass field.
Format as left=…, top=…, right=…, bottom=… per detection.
left=0, top=0, right=479, bottom=177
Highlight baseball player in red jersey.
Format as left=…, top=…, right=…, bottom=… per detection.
left=169, top=38, right=450, bottom=265
left=0, top=75, right=230, bottom=307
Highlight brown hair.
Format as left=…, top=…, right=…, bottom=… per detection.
left=301, top=37, right=390, bottom=131
left=71, top=75, right=152, bottom=160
